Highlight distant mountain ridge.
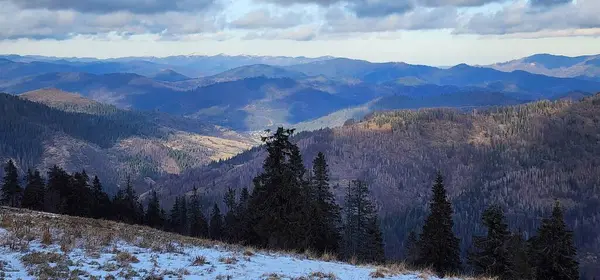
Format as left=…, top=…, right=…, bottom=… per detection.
left=489, top=53, right=600, bottom=81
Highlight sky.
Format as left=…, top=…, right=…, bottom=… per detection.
left=0, top=0, right=599, bottom=66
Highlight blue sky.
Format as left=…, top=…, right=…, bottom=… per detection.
left=0, top=0, right=598, bottom=65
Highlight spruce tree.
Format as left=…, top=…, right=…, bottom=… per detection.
left=145, top=190, right=163, bottom=229
left=308, top=152, right=342, bottom=254
left=70, top=170, right=92, bottom=217
left=178, top=195, right=189, bottom=234
left=248, top=127, right=310, bottom=251
left=1, top=159, right=22, bottom=207
left=341, top=179, right=384, bottom=262
left=468, top=205, right=512, bottom=279
left=189, top=188, right=208, bottom=238
left=417, top=173, right=461, bottom=276
left=530, top=201, right=579, bottom=280
left=404, top=231, right=419, bottom=266
left=91, top=176, right=111, bottom=219
left=209, top=203, right=224, bottom=240
left=44, top=165, right=71, bottom=214
left=170, top=197, right=181, bottom=232
left=223, top=188, right=238, bottom=242
left=21, top=169, right=45, bottom=211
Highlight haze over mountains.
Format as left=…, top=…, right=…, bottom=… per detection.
left=2, top=53, right=600, bottom=132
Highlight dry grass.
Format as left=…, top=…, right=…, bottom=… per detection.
left=191, top=255, right=208, bottom=266
left=307, top=271, right=338, bottom=279
left=115, top=251, right=140, bottom=264
left=218, top=256, right=238, bottom=264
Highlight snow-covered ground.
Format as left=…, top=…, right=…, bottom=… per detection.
left=0, top=208, right=463, bottom=279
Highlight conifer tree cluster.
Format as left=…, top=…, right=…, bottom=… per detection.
left=404, top=174, right=579, bottom=279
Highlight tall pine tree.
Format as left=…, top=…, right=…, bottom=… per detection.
left=468, top=205, right=512, bottom=279
left=308, top=152, right=342, bottom=254
left=1, top=159, right=22, bottom=207
left=417, top=173, right=461, bottom=276
left=21, top=169, right=45, bottom=211
left=145, top=190, right=163, bottom=229
left=209, top=203, right=224, bottom=240
left=341, top=179, right=384, bottom=263
left=188, top=188, right=208, bottom=238
left=91, top=176, right=111, bottom=219
left=248, top=128, right=310, bottom=251
left=530, top=201, right=579, bottom=280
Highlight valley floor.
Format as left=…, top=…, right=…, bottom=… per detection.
left=0, top=208, right=468, bottom=279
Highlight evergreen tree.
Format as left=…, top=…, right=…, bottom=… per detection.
left=404, top=231, right=419, bottom=266
left=507, top=230, right=533, bottom=279
left=341, top=179, right=384, bottom=262
left=468, top=205, right=512, bottom=279
left=248, top=127, right=310, bottom=251
left=223, top=188, right=238, bottom=242
left=113, top=177, right=140, bottom=224
left=178, top=195, right=188, bottom=235
left=91, top=176, right=111, bottom=219
left=308, top=152, right=342, bottom=254
left=209, top=203, right=224, bottom=240
left=70, top=170, right=92, bottom=217
left=170, top=197, right=181, bottom=232
left=530, top=201, right=579, bottom=280
left=145, top=190, right=163, bottom=228
left=1, top=159, right=22, bottom=207
left=365, top=216, right=385, bottom=263
left=44, top=165, right=71, bottom=214
left=21, top=169, right=45, bottom=211
left=189, top=188, right=208, bottom=238
left=417, top=173, right=461, bottom=277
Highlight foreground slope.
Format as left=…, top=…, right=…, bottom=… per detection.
left=157, top=94, right=600, bottom=277
left=0, top=207, right=461, bottom=280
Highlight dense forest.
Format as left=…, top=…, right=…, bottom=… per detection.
left=155, top=94, right=600, bottom=278
left=1, top=126, right=580, bottom=278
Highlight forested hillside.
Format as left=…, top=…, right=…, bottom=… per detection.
left=155, top=94, right=600, bottom=277
left=0, top=91, right=254, bottom=190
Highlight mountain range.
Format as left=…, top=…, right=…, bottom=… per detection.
left=2, top=53, right=600, bottom=132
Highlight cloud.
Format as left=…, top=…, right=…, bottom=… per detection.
left=243, top=25, right=319, bottom=40
left=455, top=0, right=600, bottom=35
left=1, top=0, right=216, bottom=14
left=530, top=0, right=572, bottom=7
left=418, top=0, right=506, bottom=7
left=230, top=9, right=306, bottom=29
left=0, top=2, right=222, bottom=40
left=323, top=6, right=457, bottom=33
left=351, top=1, right=414, bottom=17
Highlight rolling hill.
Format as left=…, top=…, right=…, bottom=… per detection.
left=0, top=90, right=255, bottom=191
left=152, top=94, right=600, bottom=277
